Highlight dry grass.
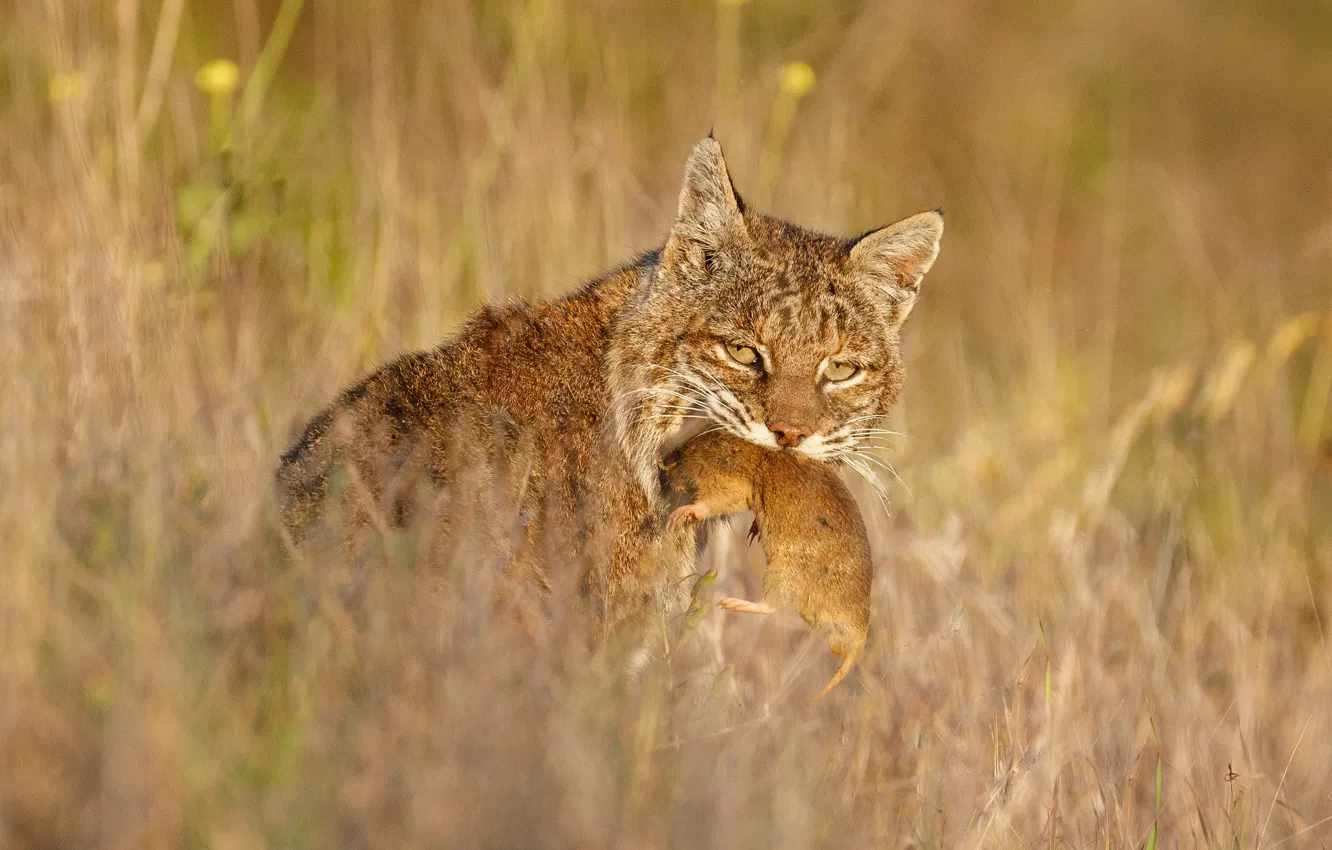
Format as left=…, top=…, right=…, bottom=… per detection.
left=3, top=0, right=1332, bottom=846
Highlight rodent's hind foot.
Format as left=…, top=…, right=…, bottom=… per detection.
left=747, top=519, right=760, bottom=545
left=667, top=503, right=711, bottom=529
left=717, top=597, right=775, bottom=615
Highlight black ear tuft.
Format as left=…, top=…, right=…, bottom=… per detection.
left=667, top=137, right=747, bottom=250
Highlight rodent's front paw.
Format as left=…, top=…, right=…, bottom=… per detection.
left=667, top=504, right=708, bottom=528
left=717, top=597, right=775, bottom=615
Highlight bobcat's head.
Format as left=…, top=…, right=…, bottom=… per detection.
left=608, top=137, right=943, bottom=504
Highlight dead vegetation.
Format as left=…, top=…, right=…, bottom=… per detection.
left=1, top=0, right=1331, bottom=846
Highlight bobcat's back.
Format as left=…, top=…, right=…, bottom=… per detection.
left=276, top=265, right=644, bottom=560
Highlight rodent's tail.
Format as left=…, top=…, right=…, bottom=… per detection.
left=275, top=408, right=337, bottom=541
left=813, top=639, right=864, bottom=702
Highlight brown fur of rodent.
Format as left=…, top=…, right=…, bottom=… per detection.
left=665, top=431, right=872, bottom=698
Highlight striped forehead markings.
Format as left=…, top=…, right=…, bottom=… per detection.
left=757, top=295, right=844, bottom=355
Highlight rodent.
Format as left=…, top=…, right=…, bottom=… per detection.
left=663, top=430, right=872, bottom=699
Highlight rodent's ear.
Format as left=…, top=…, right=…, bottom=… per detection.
left=849, top=210, right=944, bottom=328
left=663, top=136, right=748, bottom=282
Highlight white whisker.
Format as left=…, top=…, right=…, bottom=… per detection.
left=842, top=455, right=890, bottom=516
left=643, top=415, right=713, bottom=426
left=663, top=366, right=762, bottom=442
left=850, top=449, right=913, bottom=499
left=632, top=392, right=706, bottom=410
left=650, top=403, right=709, bottom=415
left=841, top=419, right=879, bottom=427
left=849, top=438, right=905, bottom=453
left=845, top=428, right=906, bottom=439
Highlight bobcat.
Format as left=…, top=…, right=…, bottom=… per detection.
left=276, top=135, right=942, bottom=639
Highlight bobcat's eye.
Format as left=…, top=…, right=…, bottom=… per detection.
left=725, top=343, right=760, bottom=367
left=823, top=361, right=859, bottom=382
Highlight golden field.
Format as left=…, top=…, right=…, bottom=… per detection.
left=2, top=0, right=1331, bottom=846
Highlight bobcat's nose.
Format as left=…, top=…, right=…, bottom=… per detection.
left=767, top=421, right=812, bottom=448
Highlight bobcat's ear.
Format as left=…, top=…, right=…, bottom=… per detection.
left=664, top=136, right=748, bottom=280
left=849, top=210, right=944, bottom=328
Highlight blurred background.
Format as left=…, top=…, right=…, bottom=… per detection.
left=2, top=0, right=1331, bottom=846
